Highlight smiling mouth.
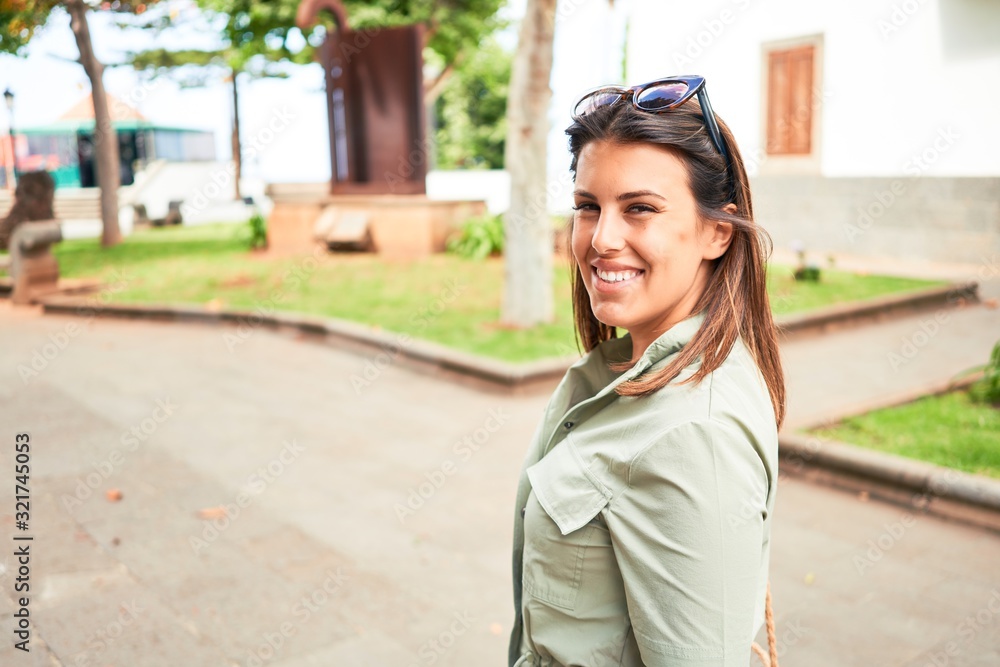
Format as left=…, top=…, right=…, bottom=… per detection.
left=593, top=266, right=644, bottom=285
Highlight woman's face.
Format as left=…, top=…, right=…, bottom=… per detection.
left=571, top=139, right=734, bottom=355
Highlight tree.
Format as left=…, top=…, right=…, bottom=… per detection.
left=67, top=0, right=125, bottom=247
left=433, top=36, right=511, bottom=170
left=1, top=1, right=159, bottom=247
left=122, top=1, right=318, bottom=200
left=124, top=0, right=506, bottom=199
left=500, top=0, right=556, bottom=327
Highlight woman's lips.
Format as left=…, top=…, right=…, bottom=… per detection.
left=592, top=266, right=644, bottom=293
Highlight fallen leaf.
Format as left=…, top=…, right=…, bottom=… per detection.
left=858, top=491, right=870, bottom=502
left=983, top=298, right=998, bottom=309
left=220, top=274, right=256, bottom=288
left=197, top=506, right=229, bottom=520
left=106, top=488, right=123, bottom=502
left=490, top=622, right=504, bottom=635
left=804, top=572, right=815, bottom=585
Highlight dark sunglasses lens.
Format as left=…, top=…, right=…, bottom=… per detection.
left=635, top=82, right=689, bottom=111
left=575, top=91, right=623, bottom=116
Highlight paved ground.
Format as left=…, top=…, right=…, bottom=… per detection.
left=0, top=253, right=998, bottom=666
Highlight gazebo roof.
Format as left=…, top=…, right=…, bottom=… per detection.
left=58, top=92, right=149, bottom=123
left=18, top=92, right=208, bottom=135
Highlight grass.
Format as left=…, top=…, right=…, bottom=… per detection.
left=45, top=222, right=947, bottom=363
left=807, top=389, right=1000, bottom=479
left=765, top=264, right=944, bottom=316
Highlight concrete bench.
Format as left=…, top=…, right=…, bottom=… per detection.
left=0, top=220, right=64, bottom=304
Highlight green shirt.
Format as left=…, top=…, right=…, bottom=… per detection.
left=507, top=309, right=779, bottom=666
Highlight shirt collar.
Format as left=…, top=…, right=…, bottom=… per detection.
left=574, top=308, right=707, bottom=397
left=618, top=308, right=706, bottom=374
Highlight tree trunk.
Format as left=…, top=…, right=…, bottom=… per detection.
left=230, top=68, right=242, bottom=200
left=423, top=61, right=455, bottom=106
left=500, top=0, right=557, bottom=327
left=67, top=0, right=122, bottom=248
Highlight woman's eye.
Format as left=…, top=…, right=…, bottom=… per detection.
left=626, top=204, right=657, bottom=214
left=572, top=203, right=598, bottom=212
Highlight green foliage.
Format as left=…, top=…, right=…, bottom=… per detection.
left=122, top=0, right=505, bottom=87
left=1, top=0, right=505, bottom=88
left=341, top=0, right=505, bottom=68
left=246, top=209, right=267, bottom=250
left=120, top=0, right=319, bottom=84
left=0, top=1, right=57, bottom=54
left=793, top=265, right=821, bottom=282
left=192, top=0, right=322, bottom=71
left=446, top=213, right=504, bottom=260
left=969, top=339, right=1000, bottom=406
left=1, top=0, right=160, bottom=56
left=791, top=242, right=823, bottom=282
left=434, top=37, right=511, bottom=169
left=229, top=209, right=267, bottom=250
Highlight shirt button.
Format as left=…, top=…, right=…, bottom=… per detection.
left=563, top=421, right=573, bottom=429
left=521, top=506, right=526, bottom=518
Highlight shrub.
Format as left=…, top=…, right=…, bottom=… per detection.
left=246, top=210, right=268, bottom=250
left=969, top=339, right=1000, bottom=406
left=446, top=213, right=504, bottom=260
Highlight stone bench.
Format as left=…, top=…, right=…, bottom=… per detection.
left=0, top=220, right=64, bottom=304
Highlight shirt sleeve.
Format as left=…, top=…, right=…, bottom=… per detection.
left=605, top=418, right=770, bottom=666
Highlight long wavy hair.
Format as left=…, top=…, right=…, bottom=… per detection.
left=565, top=99, right=786, bottom=430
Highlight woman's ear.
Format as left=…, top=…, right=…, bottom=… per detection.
left=702, top=204, right=737, bottom=260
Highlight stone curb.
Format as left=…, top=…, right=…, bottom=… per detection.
left=36, top=295, right=581, bottom=393
left=774, top=280, right=979, bottom=339
left=782, top=373, right=1000, bottom=533
left=36, top=280, right=980, bottom=394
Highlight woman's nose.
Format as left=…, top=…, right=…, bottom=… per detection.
left=591, top=211, right=626, bottom=253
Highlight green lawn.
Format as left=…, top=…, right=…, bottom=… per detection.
left=765, top=264, right=944, bottom=315
left=47, top=222, right=946, bottom=362
left=807, top=390, right=1000, bottom=479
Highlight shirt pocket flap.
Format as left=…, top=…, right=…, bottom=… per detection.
left=526, top=438, right=612, bottom=536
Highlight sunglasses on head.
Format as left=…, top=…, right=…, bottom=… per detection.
left=572, top=75, right=729, bottom=163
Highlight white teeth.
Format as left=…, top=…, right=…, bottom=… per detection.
left=596, top=268, right=641, bottom=283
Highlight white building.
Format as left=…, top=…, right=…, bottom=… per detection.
left=546, top=0, right=1000, bottom=264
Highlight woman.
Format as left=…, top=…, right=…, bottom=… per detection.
left=508, top=75, right=786, bottom=667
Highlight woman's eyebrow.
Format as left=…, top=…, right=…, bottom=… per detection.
left=572, top=189, right=667, bottom=202
left=618, top=190, right=667, bottom=202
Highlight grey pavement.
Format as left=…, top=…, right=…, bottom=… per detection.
left=0, top=252, right=998, bottom=666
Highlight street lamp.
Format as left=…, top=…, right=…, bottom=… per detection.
left=3, top=87, right=15, bottom=189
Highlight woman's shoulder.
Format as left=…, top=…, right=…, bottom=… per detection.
left=638, top=335, right=771, bottom=424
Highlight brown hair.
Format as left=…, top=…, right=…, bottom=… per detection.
left=565, top=99, right=786, bottom=430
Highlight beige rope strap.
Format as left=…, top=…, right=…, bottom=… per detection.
left=750, top=580, right=778, bottom=667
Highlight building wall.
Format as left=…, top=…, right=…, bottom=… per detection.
left=152, top=130, right=216, bottom=162
left=752, top=175, right=1000, bottom=264
left=622, top=0, right=1000, bottom=178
